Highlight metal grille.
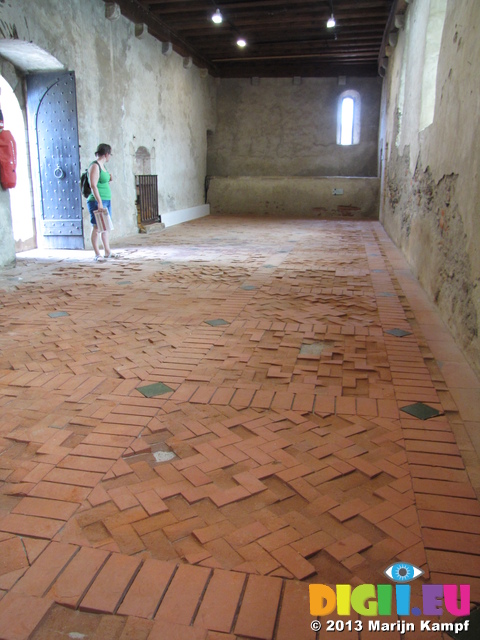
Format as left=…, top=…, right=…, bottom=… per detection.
left=135, top=175, right=159, bottom=225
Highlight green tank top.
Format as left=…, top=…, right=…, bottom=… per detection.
left=87, top=162, right=112, bottom=201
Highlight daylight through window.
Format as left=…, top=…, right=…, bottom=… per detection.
left=337, top=90, right=361, bottom=146
left=340, top=97, right=354, bottom=145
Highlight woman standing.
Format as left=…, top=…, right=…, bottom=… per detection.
left=87, top=143, right=117, bottom=261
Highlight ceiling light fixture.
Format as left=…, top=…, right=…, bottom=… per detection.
left=212, top=8, right=223, bottom=24
left=327, top=13, right=336, bottom=28
left=236, top=37, right=247, bottom=48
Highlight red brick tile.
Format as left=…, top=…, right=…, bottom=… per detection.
left=415, top=494, right=480, bottom=516
left=21, top=463, right=54, bottom=484
left=48, top=547, right=110, bottom=608
left=12, top=496, right=78, bottom=521
left=12, top=542, right=78, bottom=597
left=335, top=396, right=357, bottom=415
left=250, top=390, right=275, bottom=409
left=374, top=486, right=413, bottom=509
left=427, top=550, right=480, bottom=577
left=109, top=524, right=145, bottom=555
left=155, top=564, right=211, bottom=625
left=71, top=444, right=125, bottom=459
left=329, top=498, right=369, bottom=522
left=148, top=619, right=207, bottom=640
left=135, top=490, right=168, bottom=516
left=193, top=521, right=236, bottom=545
left=234, top=574, right=283, bottom=639
left=118, top=558, right=177, bottom=619
left=43, top=467, right=104, bottom=488
left=210, top=486, right=250, bottom=507
left=226, top=521, right=270, bottom=548
left=164, top=517, right=205, bottom=542
left=88, top=483, right=111, bottom=507
left=108, top=487, right=139, bottom=511
left=181, top=466, right=213, bottom=487
left=404, top=439, right=460, bottom=456
left=257, top=526, right=301, bottom=552
left=118, top=617, right=154, bottom=640
left=28, top=481, right=91, bottom=503
left=270, top=545, right=316, bottom=579
left=80, top=553, right=142, bottom=614
left=422, top=528, right=480, bottom=555
left=417, top=509, right=480, bottom=534
left=0, top=513, right=65, bottom=540
left=203, top=538, right=244, bottom=570
left=0, top=538, right=29, bottom=577
left=195, top=568, right=245, bottom=633
left=0, top=592, right=53, bottom=640
left=232, top=471, right=267, bottom=494
left=291, top=530, right=336, bottom=557
left=276, top=580, right=313, bottom=640
left=375, top=519, right=421, bottom=548
left=406, top=451, right=465, bottom=469
left=412, top=478, right=477, bottom=499
left=304, top=494, right=340, bottom=517
left=325, top=534, right=372, bottom=561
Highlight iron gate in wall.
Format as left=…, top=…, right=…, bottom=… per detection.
left=135, top=175, right=159, bottom=226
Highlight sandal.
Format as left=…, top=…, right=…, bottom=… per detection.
left=94, top=255, right=105, bottom=262
left=104, top=253, right=119, bottom=259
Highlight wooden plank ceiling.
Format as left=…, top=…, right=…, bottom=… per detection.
left=109, top=0, right=394, bottom=77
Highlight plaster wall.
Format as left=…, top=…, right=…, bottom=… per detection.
left=0, top=59, right=19, bottom=267
left=207, top=77, right=382, bottom=178
left=380, top=0, right=480, bottom=375
left=0, top=183, right=15, bottom=267
left=207, top=76, right=382, bottom=219
left=208, top=176, right=380, bottom=219
left=0, top=0, right=216, bottom=265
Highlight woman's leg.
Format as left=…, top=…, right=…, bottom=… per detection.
left=88, top=199, right=104, bottom=259
left=101, top=201, right=113, bottom=257
left=91, top=225, right=103, bottom=257
left=101, top=230, right=111, bottom=256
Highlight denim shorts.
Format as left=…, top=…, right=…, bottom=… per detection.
left=87, top=199, right=112, bottom=226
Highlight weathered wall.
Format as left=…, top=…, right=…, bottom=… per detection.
left=207, top=76, right=382, bottom=219
left=0, top=0, right=216, bottom=264
left=0, top=59, right=18, bottom=267
left=207, top=77, right=382, bottom=177
left=0, top=182, right=15, bottom=267
left=208, top=176, right=380, bottom=219
left=379, top=0, right=480, bottom=375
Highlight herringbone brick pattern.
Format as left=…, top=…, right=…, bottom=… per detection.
left=0, top=217, right=478, bottom=639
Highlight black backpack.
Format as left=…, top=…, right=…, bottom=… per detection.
left=80, top=161, right=100, bottom=198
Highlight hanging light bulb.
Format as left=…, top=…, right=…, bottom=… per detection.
left=327, top=13, right=336, bottom=28
left=236, top=37, right=247, bottom=48
left=212, top=8, right=223, bottom=24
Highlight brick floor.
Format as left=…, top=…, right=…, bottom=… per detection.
left=0, top=216, right=479, bottom=639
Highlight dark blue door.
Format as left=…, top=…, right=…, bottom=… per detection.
left=26, top=71, right=84, bottom=249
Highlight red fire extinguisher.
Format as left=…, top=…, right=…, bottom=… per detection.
left=0, top=104, right=17, bottom=190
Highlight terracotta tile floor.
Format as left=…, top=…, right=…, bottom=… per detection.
left=0, top=216, right=479, bottom=639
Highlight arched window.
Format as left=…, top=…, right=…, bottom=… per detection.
left=420, top=0, right=447, bottom=131
left=337, top=90, right=361, bottom=145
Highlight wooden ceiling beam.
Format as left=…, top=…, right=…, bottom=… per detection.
left=113, top=0, right=393, bottom=77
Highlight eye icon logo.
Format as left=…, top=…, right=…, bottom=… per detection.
left=384, top=562, right=424, bottom=583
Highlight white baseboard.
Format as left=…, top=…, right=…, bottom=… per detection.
left=160, top=204, right=210, bottom=228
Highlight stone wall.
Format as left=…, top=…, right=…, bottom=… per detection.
left=207, top=76, right=382, bottom=219
left=379, top=0, right=480, bottom=375
left=0, top=0, right=216, bottom=265
left=208, top=77, right=382, bottom=177
left=208, top=176, right=380, bottom=219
